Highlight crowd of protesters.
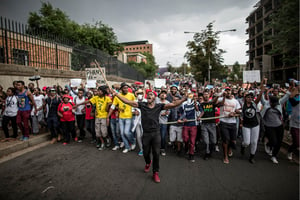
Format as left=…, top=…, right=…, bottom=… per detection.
left=0, top=76, right=299, bottom=183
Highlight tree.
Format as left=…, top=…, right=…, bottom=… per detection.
left=27, top=2, right=122, bottom=55
left=228, top=61, right=242, bottom=82
left=266, top=0, right=299, bottom=66
left=185, top=22, right=227, bottom=83
left=127, top=52, right=158, bottom=79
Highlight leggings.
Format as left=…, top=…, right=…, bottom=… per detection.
left=265, top=125, right=283, bottom=157
left=242, top=125, right=260, bottom=155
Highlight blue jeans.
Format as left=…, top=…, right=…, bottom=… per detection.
left=119, top=118, right=135, bottom=149
left=160, top=124, right=168, bottom=150
left=110, top=118, right=120, bottom=146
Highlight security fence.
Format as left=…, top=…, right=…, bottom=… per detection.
left=0, top=16, right=145, bottom=82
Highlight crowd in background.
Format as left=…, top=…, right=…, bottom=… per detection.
left=0, top=76, right=299, bottom=165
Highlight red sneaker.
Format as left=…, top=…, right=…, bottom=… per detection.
left=63, top=142, right=67, bottom=146
left=153, top=172, right=160, bottom=183
left=144, top=160, right=152, bottom=173
left=74, top=137, right=78, bottom=142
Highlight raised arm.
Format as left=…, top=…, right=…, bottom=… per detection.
left=164, top=96, right=187, bottom=110
left=111, top=89, right=138, bottom=108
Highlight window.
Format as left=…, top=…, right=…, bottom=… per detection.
left=12, top=48, right=28, bottom=66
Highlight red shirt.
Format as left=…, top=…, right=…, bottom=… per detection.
left=85, top=98, right=95, bottom=120
left=58, top=102, right=75, bottom=122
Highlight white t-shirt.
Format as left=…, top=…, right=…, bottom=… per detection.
left=31, top=95, right=44, bottom=116
left=74, top=96, right=85, bottom=115
left=218, top=97, right=241, bottom=124
left=4, top=96, right=18, bottom=117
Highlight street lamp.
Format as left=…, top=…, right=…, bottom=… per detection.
left=184, top=29, right=236, bottom=83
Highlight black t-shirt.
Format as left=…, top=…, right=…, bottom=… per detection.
left=201, top=101, right=216, bottom=124
left=46, top=96, right=61, bottom=117
left=138, top=102, right=165, bottom=133
left=242, top=103, right=259, bottom=128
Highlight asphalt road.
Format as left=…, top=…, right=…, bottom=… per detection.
left=0, top=139, right=298, bottom=200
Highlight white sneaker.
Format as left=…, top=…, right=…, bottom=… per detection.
left=215, top=145, right=220, bottom=152
left=98, top=143, right=105, bottom=151
left=287, top=152, right=293, bottom=160
left=131, top=144, right=136, bottom=150
left=271, top=156, right=279, bottom=164
left=122, top=149, right=129, bottom=153
left=120, top=142, right=125, bottom=148
left=112, top=146, right=120, bottom=151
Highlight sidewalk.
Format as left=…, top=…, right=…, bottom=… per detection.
left=0, top=133, right=49, bottom=157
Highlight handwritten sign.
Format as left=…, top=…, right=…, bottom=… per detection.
left=86, top=68, right=106, bottom=81
left=243, top=70, right=261, bottom=83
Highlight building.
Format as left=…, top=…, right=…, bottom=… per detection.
left=117, top=40, right=153, bottom=64
left=245, top=0, right=299, bottom=82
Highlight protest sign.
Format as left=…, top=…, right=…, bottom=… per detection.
left=70, top=79, right=81, bottom=87
left=243, top=70, right=261, bottom=83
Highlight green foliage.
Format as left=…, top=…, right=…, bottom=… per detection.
left=228, top=61, right=242, bottom=81
left=166, top=62, right=191, bottom=75
left=127, top=52, right=158, bottom=79
left=185, top=22, right=227, bottom=83
left=27, top=2, right=122, bottom=55
left=266, top=0, right=299, bottom=66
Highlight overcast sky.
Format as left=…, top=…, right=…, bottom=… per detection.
left=1, top=0, right=258, bottom=68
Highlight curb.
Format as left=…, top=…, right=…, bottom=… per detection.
left=0, top=133, right=50, bottom=158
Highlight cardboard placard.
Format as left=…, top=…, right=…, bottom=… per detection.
left=70, top=79, right=82, bottom=87
left=154, top=79, right=166, bottom=88
left=243, top=70, right=261, bottom=83
left=86, top=80, right=97, bottom=88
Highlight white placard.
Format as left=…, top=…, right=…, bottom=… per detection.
left=86, top=80, right=97, bottom=88
left=154, top=79, right=166, bottom=88
left=70, top=79, right=82, bottom=87
left=243, top=70, right=261, bottom=83
left=86, top=68, right=106, bottom=81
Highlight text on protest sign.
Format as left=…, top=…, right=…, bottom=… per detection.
left=243, top=70, right=261, bottom=83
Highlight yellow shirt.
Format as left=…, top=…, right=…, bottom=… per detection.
left=113, top=93, right=135, bottom=119
left=90, top=95, right=112, bottom=118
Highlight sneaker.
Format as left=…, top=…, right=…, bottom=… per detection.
left=63, top=142, right=67, bottom=146
left=120, top=142, right=125, bottom=148
left=223, top=158, right=229, bottom=164
left=215, top=145, right=220, bottom=152
left=287, top=152, right=293, bottom=160
left=160, top=149, right=166, bottom=156
left=271, top=156, right=279, bottom=164
left=105, top=138, right=111, bottom=147
left=74, top=137, right=78, bottom=142
left=112, top=146, right=120, bottom=151
left=122, top=148, right=129, bottom=153
left=98, top=143, right=105, bottom=151
left=249, top=158, right=255, bottom=164
left=96, top=143, right=101, bottom=148
left=23, top=137, right=29, bottom=141
left=138, top=150, right=143, bottom=156
left=203, top=153, right=210, bottom=160
left=144, top=160, right=152, bottom=173
left=189, top=154, right=195, bottom=163
left=78, top=139, right=83, bottom=143
left=228, top=151, right=233, bottom=157
left=153, top=172, right=161, bottom=183
left=19, top=136, right=24, bottom=141
left=131, top=144, right=136, bottom=151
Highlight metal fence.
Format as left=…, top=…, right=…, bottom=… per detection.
left=0, top=16, right=145, bottom=82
